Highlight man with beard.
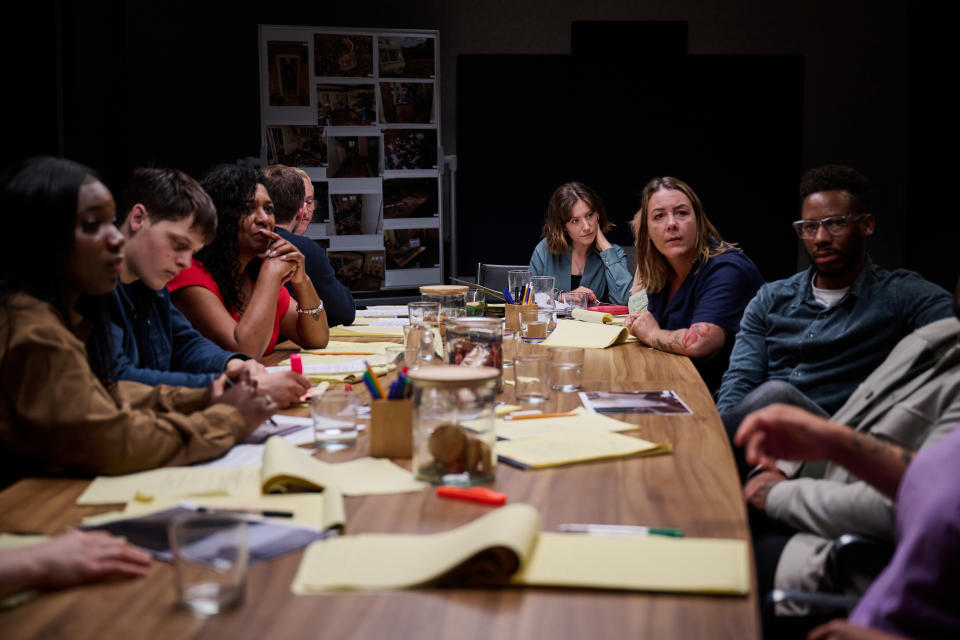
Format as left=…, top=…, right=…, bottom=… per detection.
left=716, top=165, right=952, bottom=478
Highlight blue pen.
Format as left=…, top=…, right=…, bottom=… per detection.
left=502, top=288, right=514, bottom=304
left=361, top=371, right=381, bottom=399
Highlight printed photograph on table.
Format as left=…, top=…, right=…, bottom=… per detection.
left=317, top=84, right=376, bottom=126
left=329, top=250, right=385, bottom=292
left=378, top=36, right=436, bottom=78
left=378, top=82, right=435, bottom=124
left=383, top=129, right=438, bottom=170
left=326, top=136, right=380, bottom=178
left=578, top=390, right=692, bottom=415
left=331, top=193, right=382, bottom=235
left=384, top=228, right=440, bottom=270
left=266, top=126, right=327, bottom=166
left=383, top=178, right=438, bottom=218
left=267, top=41, right=310, bottom=106
left=310, top=182, right=329, bottom=223
left=314, top=34, right=373, bottom=77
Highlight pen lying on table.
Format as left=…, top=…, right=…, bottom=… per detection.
left=558, top=523, right=684, bottom=538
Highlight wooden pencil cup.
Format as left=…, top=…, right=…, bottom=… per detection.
left=505, top=303, right=537, bottom=331
left=369, top=399, right=413, bottom=458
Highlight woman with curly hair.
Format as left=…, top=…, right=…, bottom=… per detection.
left=168, top=164, right=329, bottom=359
left=625, top=176, right=763, bottom=392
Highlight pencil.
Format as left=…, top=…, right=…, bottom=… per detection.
left=505, top=411, right=578, bottom=420
left=302, top=351, right=374, bottom=356
left=364, top=360, right=386, bottom=399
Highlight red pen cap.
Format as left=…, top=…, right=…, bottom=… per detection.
left=290, top=353, right=303, bottom=374
left=436, top=486, right=507, bottom=506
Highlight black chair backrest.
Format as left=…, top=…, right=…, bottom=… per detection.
left=476, top=263, right=529, bottom=293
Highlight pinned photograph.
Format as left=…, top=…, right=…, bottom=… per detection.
left=317, top=84, right=376, bottom=126
left=383, top=129, right=438, bottom=170
left=314, top=34, right=374, bottom=77
left=578, top=390, right=692, bottom=415
left=379, top=82, right=435, bottom=124
left=383, top=178, right=438, bottom=218
left=326, top=136, right=380, bottom=178
left=266, top=126, right=327, bottom=166
left=330, top=193, right=382, bottom=235
left=267, top=41, right=310, bottom=106
left=384, top=228, right=440, bottom=270
left=329, top=251, right=385, bottom=292
left=378, top=36, right=436, bottom=79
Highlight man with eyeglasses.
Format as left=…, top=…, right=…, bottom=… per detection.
left=262, top=165, right=355, bottom=327
left=717, top=165, right=952, bottom=476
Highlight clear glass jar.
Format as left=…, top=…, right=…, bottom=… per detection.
left=420, top=285, right=468, bottom=333
left=444, top=316, right=503, bottom=390
left=408, top=365, right=499, bottom=485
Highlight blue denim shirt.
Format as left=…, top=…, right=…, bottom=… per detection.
left=100, top=281, right=245, bottom=388
left=716, top=260, right=954, bottom=415
left=528, top=238, right=633, bottom=305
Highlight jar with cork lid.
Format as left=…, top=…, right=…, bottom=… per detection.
left=407, top=365, right=498, bottom=485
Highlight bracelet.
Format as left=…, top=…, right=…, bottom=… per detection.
left=297, top=301, right=324, bottom=321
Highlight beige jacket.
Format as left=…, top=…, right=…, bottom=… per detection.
left=765, top=317, right=960, bottom=596
left=0, top=293, right=246, bottom=484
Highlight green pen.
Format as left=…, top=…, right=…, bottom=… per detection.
left=557, top=523, right=685, bottom=538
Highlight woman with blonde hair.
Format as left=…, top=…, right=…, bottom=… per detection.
left=528, top=182, right=632, bottom=305
left=625, top=176, right=763, bottom=391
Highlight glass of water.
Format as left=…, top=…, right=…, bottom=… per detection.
left=170, top=514, right=248, bottom=616
left=514, top=353, right=551, bottom=407
left=548, top=347, right=584, bottom=392
left=312, top=390, right=359, bottom=451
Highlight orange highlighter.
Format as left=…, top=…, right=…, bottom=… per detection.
left=436, top=486, right=507, bottom=506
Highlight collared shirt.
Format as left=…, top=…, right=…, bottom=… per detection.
left=96, top=280, right=245, bottom=388
left=0, top=292, right=245, bottom=486
left=716, top=260, right=953, bottom=415
left=528, top=238, right=633, bottom=305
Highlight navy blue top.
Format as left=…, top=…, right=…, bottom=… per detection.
left=98, top=281, right=245, bottom=388
left=648, top=248, right=765, bottom=393
left=276, top=228, right=356, bottom=328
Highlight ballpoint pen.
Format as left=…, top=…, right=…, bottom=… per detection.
left=557, top=523, right=684, bottom=537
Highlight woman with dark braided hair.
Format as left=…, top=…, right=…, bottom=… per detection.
left=168, top=164, right=329, bottom=358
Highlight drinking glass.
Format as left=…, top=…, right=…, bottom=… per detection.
left=514, top=353, right=551, bottom=407
left=548, top=346, right=584, bottom=391
left=170, top=514, right=248, bottom=616
left=312, top=390, right=359, bottom=450
left=507, top=269, right=532, bottom=304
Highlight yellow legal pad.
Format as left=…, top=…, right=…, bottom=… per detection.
left=542, top=319, right=634, bottom=349
left=77, top=437, right=426, bottom=505
left=291, top=504, right=749, bottom=596
left=571, top=308, right=614, bottom=324
left=494, top=406, right=639, bottom=440
left=496, top=430, right=671, bottom=469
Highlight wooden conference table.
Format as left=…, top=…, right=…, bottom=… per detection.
left=0, top=338, right=759, bottom=640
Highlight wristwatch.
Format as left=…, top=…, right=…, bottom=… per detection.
left=297, top=300, right=324, bottom=321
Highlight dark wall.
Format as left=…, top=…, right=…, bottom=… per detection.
left=5, top=1, right=951, bottom=289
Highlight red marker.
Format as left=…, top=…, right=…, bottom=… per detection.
left=436, top=486, right=507, bottom=506
left=290, top=353, right=303, bottom=374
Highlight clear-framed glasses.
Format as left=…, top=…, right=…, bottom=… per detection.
left=792, top=214, right=865, bottom=239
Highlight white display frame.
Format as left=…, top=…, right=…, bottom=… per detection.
left=258, top=25, right=442, bottom=292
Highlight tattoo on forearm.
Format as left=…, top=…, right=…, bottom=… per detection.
left=682, top=323, right=709, bottom=350
left=654, top=333, right=684, bottom=354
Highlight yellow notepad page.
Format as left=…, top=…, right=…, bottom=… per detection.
left=292, top=504, right=540, bottom=593
left=294, top=340, right=402, bottom=359
left=495, top=407, right=638, bottom=440
left=77, top=466, right=261, bottom=505
left=571, top=309, right=613, bottom=324
left=542, top=319, right=631, bottom=349
left=0, top=533, right=48, bottom=550
left=117, top=491, right=345, bottom=531
left=330, top=325, right=405, bottom=338
left=495, top=430, right=671, bottom=469
left=262, top=437, right=427, bottom=496
left=514, top=533, right=750, bottom=595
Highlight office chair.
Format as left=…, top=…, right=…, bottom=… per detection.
left=476, top=263, right=529, bottom=293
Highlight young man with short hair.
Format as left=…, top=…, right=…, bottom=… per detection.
left=94, top=167, right=308, bottom=406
